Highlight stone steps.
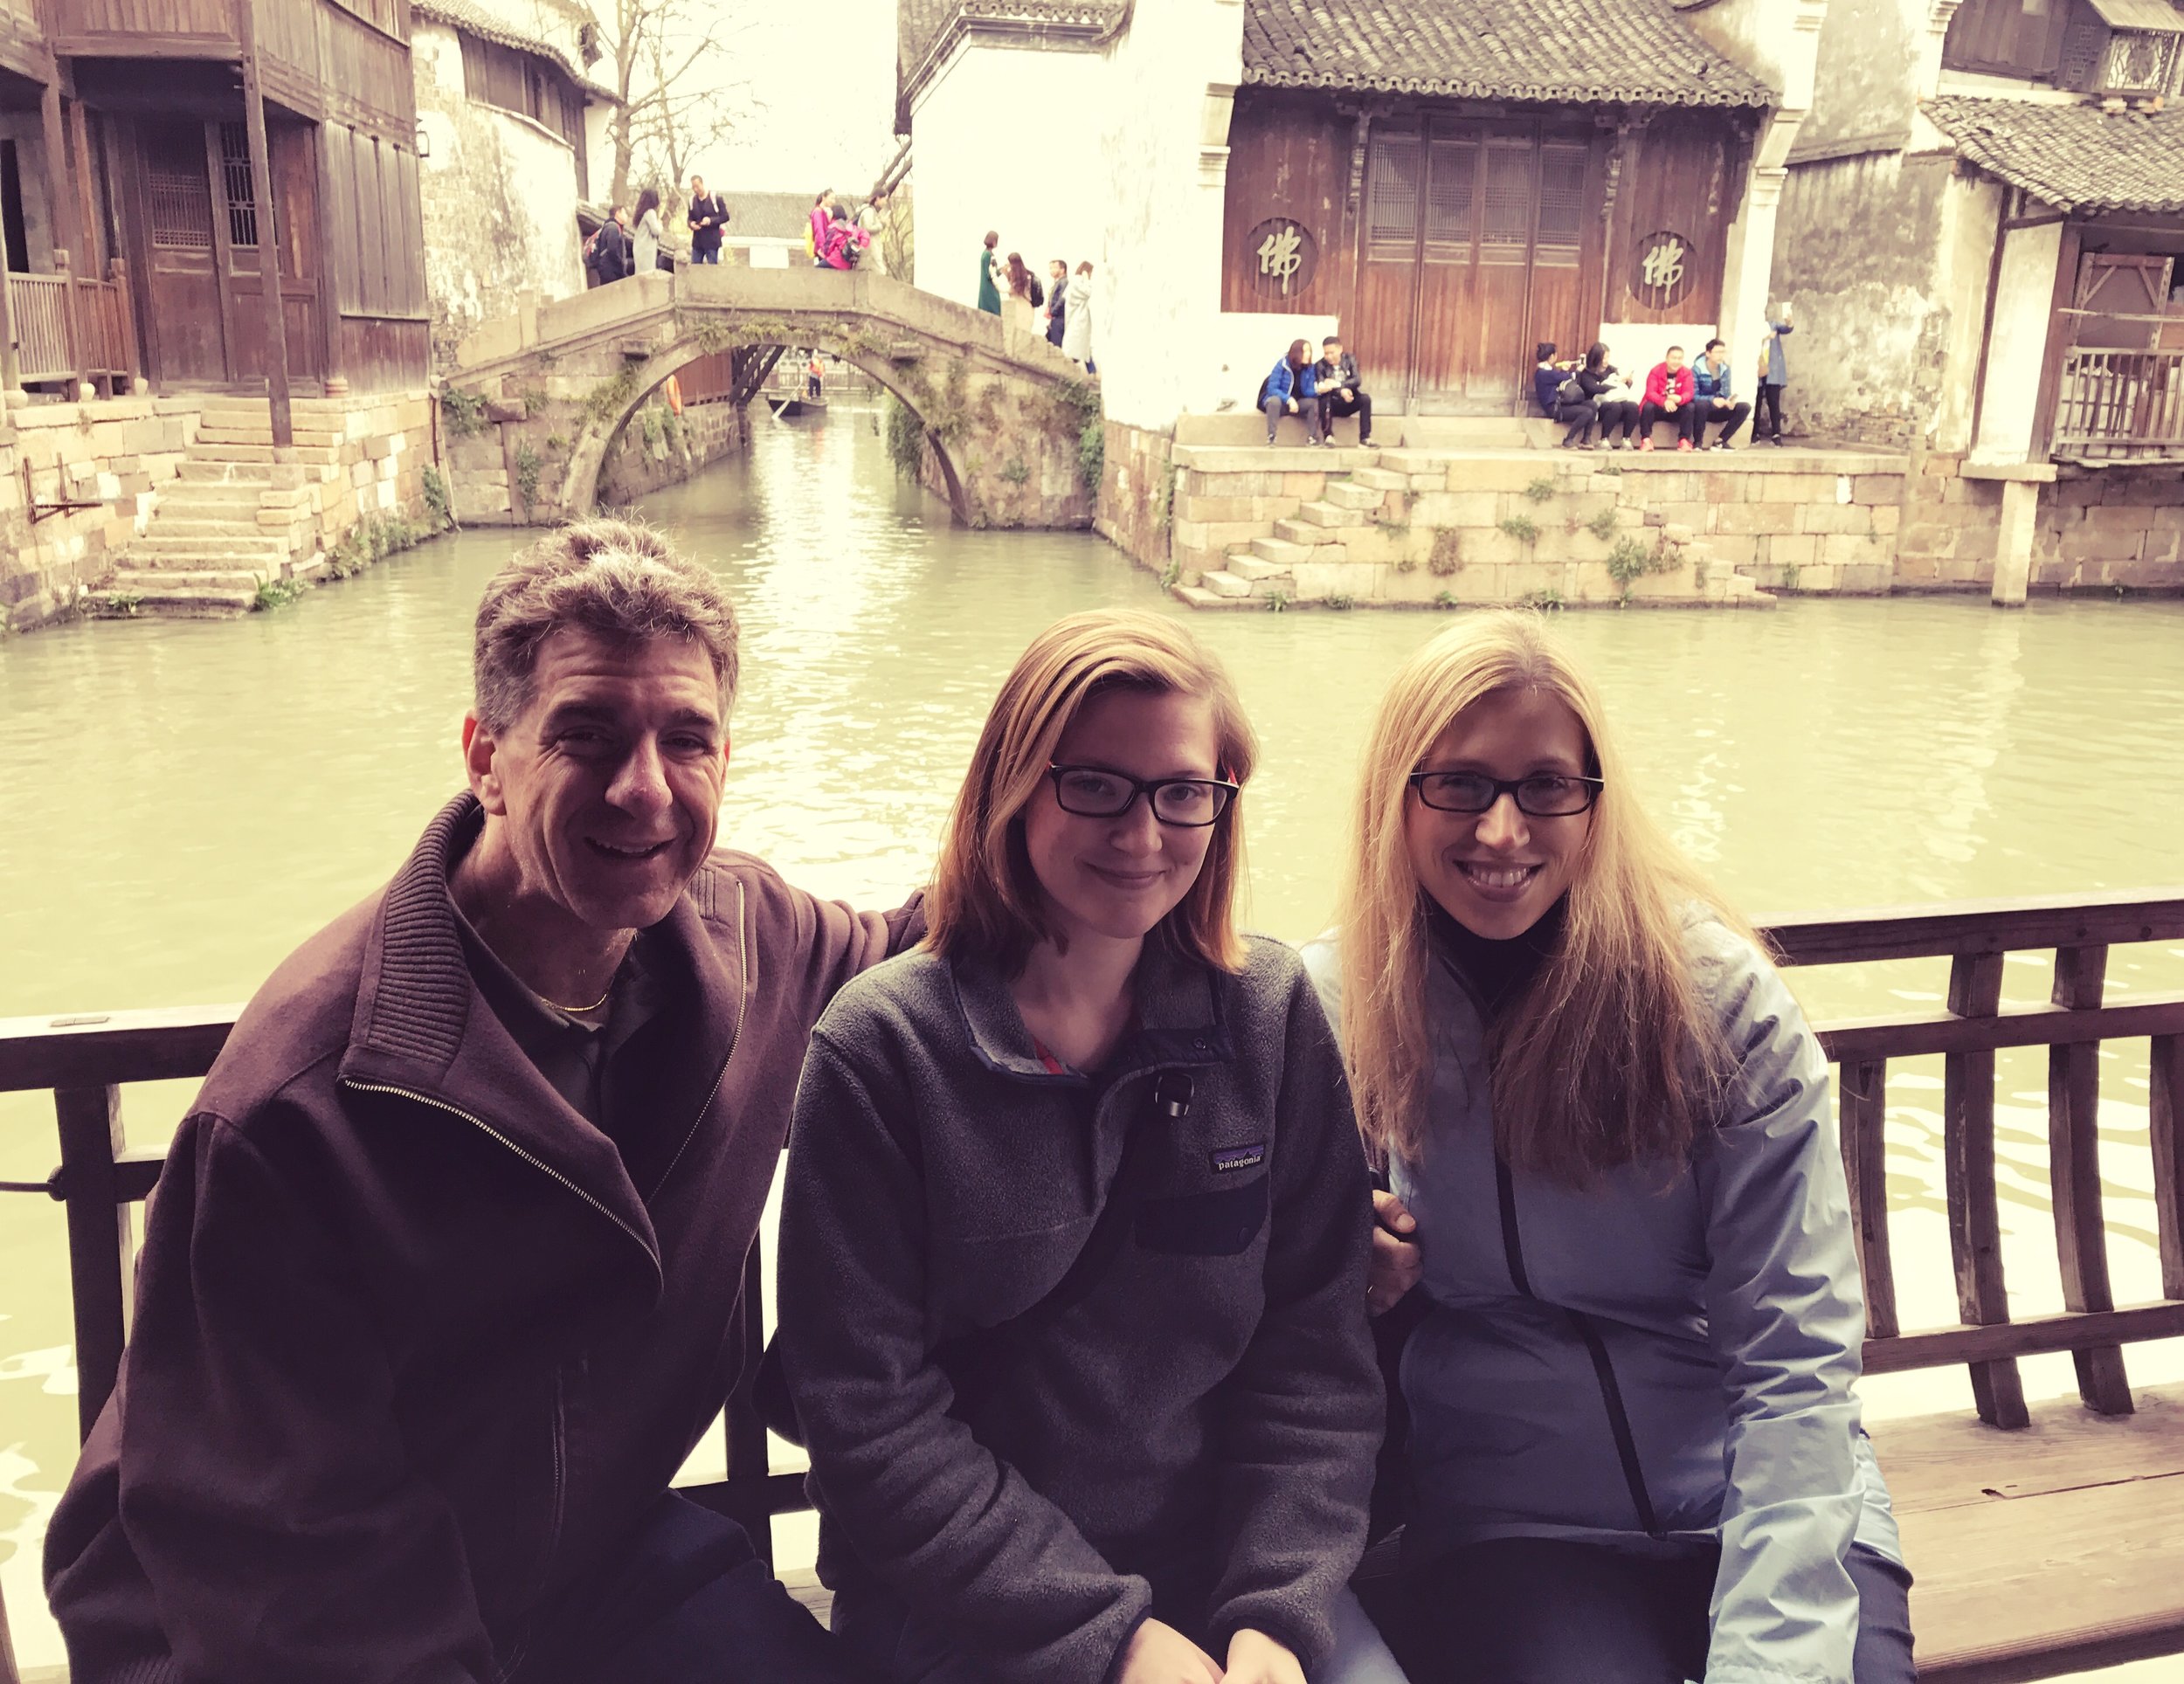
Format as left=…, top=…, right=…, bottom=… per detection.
left=149, top=515, right=280, bottom=537
left=127, top=535, right=294, bottom=565
left=101, top=568, right=286, bottom=614
left=1227, top=552, right=1294, bottom=583
left=1249, top=535, right=1313, bottom=569
left=194, top=426, right=349, bottom=450
left=1199, top=569, right=1255, bottom=599
left=1350, top=466, right=1410, bottom=493
left=1321, top=480, right=1384, bottom=512
left=191, top=441, right=342, bottom=467
left=1296, top=500, right=1364, bottom=528
left=175, top=460, right=278, bottom=486
left=1273, top=516, right=1337, bottom=547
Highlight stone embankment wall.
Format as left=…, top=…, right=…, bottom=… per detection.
left=597, top=398, right=749, bottom=505
left=1, top=396, right=200, bottom=630
left=445, top=383, right=747, bottom=523
left=1901, top=454, right=2184, bottom=595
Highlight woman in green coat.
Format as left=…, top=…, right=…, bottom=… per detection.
left=978, top=229, right=1002, bottom=314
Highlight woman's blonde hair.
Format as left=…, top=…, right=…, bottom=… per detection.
left=924, top=611, right=1257, bottom=973
left=1338, top=612, right=1745, bottom=1180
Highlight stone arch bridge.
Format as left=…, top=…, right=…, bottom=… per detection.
left=444, top=266, right=1097, bottom=528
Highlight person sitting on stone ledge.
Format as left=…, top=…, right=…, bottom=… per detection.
left=43, top=520, right=921, bottom=1684
left=1315, top=335, right=1375, bottom=448
left=1532, top=342, right=1594, bottom=450
left=1638, top=348, right=1698, bottom=452
left=1260, top=339, right=1326, bottom=447
left=1580, top=345, right=1641, bottom=450
left=1691, top=339, right=1752, bottom=452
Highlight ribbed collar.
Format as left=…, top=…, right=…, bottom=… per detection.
left=335, top=795, right=744, bottom=1264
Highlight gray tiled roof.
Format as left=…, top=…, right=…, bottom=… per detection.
left=896, top=0, right=1129, bottom=112
left=1241, top=0, right=1776, bottom=107
left=1925, top=95, right=2184, bottom=215
left=414, top=0, right=616, bottom=101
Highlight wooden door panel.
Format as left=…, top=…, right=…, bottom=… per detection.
left=1408, top=130, right=1479, bottom=408
left=1358, top=129, right=1422, bottom=405
left=139, top=118, right=225, bottom=383
left=223, top=121, right=323, bottom=383
left=1466, top=135, right=1536, bottom=406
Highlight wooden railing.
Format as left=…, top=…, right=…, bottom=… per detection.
left=2053, top=346, right=2184, bottom=460
left=2, top=890, right=2181, bottom=1563
left=9, top=259, right=139, bottom=389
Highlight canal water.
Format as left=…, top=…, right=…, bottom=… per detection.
left=3, top=408, right=2182, bottom=1674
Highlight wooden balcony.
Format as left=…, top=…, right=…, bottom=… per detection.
left=2054, top=347, right=2184, bottom=462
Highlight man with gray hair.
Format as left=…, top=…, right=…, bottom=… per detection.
left=46, top=519, right=909, bottom=1683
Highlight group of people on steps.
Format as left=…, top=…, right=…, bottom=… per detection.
left=42, top=504, right=1908, bottom=1684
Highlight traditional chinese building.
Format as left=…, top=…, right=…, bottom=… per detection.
left=411, top=0, right=616, bottom=367
left=1772, top=0, right=2184, bottom=597
left=895, top=0, right=1820, bottom=429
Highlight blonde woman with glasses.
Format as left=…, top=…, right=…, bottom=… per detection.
left=778, top=611, right=1400, bottom=1684
left=1306, top=613, right=1912, bottom=1684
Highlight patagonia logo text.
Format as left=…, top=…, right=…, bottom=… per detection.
left=1210, top=1143, right=1267, bottom=1174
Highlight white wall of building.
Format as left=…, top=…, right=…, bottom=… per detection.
left=908, top=43, right=1111, bottom=308
left=414, top=20, right=588, bottom=368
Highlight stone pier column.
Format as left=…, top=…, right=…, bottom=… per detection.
left=1991, top=477, right=2039, bottom=606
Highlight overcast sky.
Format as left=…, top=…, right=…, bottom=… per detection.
left=689, top=0, right=901, bottom=196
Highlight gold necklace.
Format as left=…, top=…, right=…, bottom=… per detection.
left=543, top=977, right=614, bottom=1014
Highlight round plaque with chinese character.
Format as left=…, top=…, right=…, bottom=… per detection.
left=1247, top=217, right=1317, bottom=300
left=1632, top=231, right=1697, bottom=311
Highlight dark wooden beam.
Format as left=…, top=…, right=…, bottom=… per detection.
left=237, top=0, right=293, bottom=448
left=38, top=77, right=86, bottom=396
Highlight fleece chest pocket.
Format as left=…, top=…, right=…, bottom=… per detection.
left=1136, top=1171, right=1268, bottom=1256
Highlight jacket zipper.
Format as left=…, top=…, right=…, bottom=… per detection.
left=1492, top=1155, right=1663, bottom=1540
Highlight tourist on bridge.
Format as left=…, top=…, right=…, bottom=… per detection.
left=978, top=229, right=1003, bottom=314
left=778, top=610, right=1400, bottom=1684
left=1314, top=335, right=1375, bottom=448
left=809, top=189, right=836, bottom=266
left=42, top=521, right=919, bottom=1684
left=1260, top=338, right=1325, bottom=446
left=687, top=175, right=729, bottom=265
left=1691, top=338, right=1752, bottom=451
left=820, top=200, right=869, bottom=271
left=1580, top=346, right=1641, bottom=449
left=1637, top=346, right=1698, bottom=451
left=1063, top=259, right=1095, bottom=371
left=632, top=185, right=666, bottom=276
left=1759, top=301, right=1795, bottom=445
left=586, top=204, right=632, bottom=286
left=1044, top=258, right=1068, bottom=348
left=1000, top=252, right=1044, bottom=341
left=1315, top=612, right=1915, bottom=1684
left=1531, top=342, right=1594, bottom=450
left=858, top=190, right=890, bottom=275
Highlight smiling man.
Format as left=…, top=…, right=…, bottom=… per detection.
left=45, top=521, right=912, bottom=1684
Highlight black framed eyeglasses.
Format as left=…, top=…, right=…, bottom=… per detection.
left=1407, top=770, right=1604, bottom=817
left=1047, top=763, right=1240, bottom=827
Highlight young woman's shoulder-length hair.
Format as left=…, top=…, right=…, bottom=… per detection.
left=924, top=610, right=1257, bottom=975
left=1338, top=611, right=1748, bottom=1181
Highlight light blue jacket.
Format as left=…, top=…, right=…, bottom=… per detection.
left=1302, top=919, right=1901, bottom=1684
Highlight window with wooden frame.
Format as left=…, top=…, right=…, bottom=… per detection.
left=218, top=121, right=257, bottom=249
left=458, top=30, right=584, bottom=150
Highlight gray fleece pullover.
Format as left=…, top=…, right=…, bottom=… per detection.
left=777, top=937, right=1381, bottom=1682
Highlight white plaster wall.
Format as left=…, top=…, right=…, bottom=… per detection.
left=1933, top=172, right=2003, bottom=454
left=1089, top=0, right=1248, bottom=426
left=415, top=20, right=587, bottom=366
left=909, top=44, right=1111, bottom=312
left=1972, top=220, right=2062, bottom=463
left=584, top=101, right=614, bottom=205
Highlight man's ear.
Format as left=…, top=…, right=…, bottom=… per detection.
left=720, top=728, right=733, bottom=772
left=461, top=713, right=509, bottom=815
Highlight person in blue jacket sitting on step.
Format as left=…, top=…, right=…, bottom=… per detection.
left=1259, top=339, right=1326, bottom=446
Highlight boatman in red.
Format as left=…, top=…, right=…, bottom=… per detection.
left=45, top=520, right=909, bottom=1684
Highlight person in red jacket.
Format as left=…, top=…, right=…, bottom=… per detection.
left=45, top=520, right=914, bottom=1684
left=1637, top=347, right=1698, bottom=452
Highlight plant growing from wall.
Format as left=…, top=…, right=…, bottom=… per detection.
left=1499, top=514, right=1539, bottom=545
left=1586, top=507, right=1620, bottom=543
left=582, top=369, right=642, bottom=433
left=640, top=404, right=667, bottom=455
left=1433, top=590, right=1458, bottom=610
left=1326, top=592, right=1356, bottom=610
left=98, top=590, right=143, bottom=617
left=1263, top=590, right=1289, bottom=612
left=514, top=443, right=543, bottom=519
left=439, top=387, right=488, bottom=438
left=1158, top=560, right=1182, bottom=590
left=1151, top=459, right=1178, bottom=534
left=1427, top=528, right=1461, bottom=576
left=1000, top=456, right=1031, bottom=487
left=421, top=465, right=458, bottom=533
left=1521, top=587, right=1565, bottom=611
left=884, top=395, right=924, bottom=481
left=1524, top=476, right=1558, bottom=504
left=1606, top=535, right=1674, bottom=596
left=252, top=573, right=306, bottom=611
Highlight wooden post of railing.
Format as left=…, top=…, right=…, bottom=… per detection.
left=55, top=1083, right=133, bottom=1441
left=1839, top=1059, right=1897, bottom=1338
left=112, top=256, right=142, bottom=390
left=2050, top=944, right=2132, bottom=1414
left=2154, top=1033, right=2184, bottom=1301
left=0, top=265, right=19, bottom=396
left=1944, top=951, right=2028, bottom=1426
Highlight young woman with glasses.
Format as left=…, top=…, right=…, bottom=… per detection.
left=778, top=611, right=1400, bottom=1684
left=1307, top=613, right=1913, bottom=1684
